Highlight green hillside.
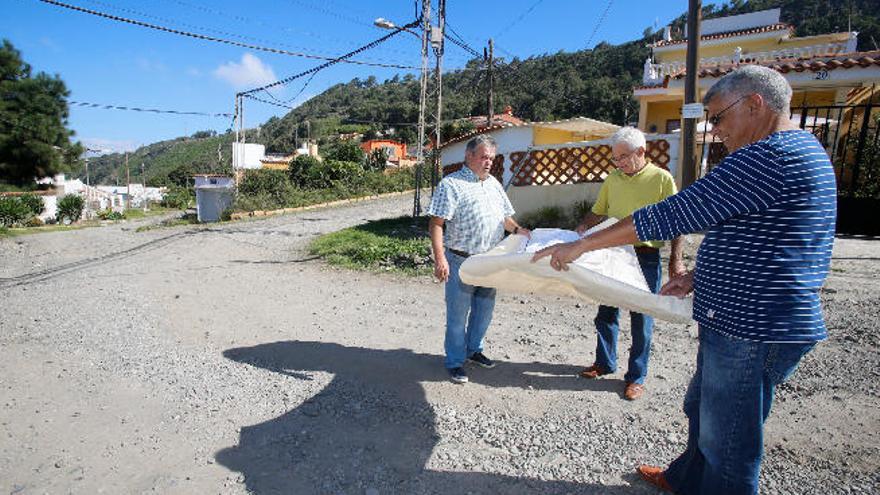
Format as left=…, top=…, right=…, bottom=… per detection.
left=82, top=0, right=879, bottom=186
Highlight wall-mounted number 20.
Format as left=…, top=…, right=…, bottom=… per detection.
left=814, top=70, right=829, bottom=80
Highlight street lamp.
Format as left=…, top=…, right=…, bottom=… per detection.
left=373, top=18, right=420, bottom=37
left=373, top=17, right=397, bottom=30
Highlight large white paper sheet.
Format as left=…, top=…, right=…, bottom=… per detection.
left=459, top=223, right=694, bottom=324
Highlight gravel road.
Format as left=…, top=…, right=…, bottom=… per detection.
left=1, top=194, right=878, bottom=494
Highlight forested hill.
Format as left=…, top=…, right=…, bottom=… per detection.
left=84, top=0, right=879, bottom=186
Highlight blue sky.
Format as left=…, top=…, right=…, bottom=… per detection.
left=5, top=0, right=724, bottom=153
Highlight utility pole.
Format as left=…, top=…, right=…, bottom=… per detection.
left=142, top=162, right=147, bottom=212
left=681, top=0, right=701, bottom=188
left=232, top=93, right=245, bottom=187
left=486, top=38, right=494, bottom=127
left=234, top=94, right=240, bottom=144
left=430, top=0, right=446, bottom=192
left=125, top=152, right=131, bottom=210
left=413, top=0, right=431, bottom=217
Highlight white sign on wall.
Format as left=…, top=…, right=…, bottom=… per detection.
left=681, top=103, right=705, bottom=119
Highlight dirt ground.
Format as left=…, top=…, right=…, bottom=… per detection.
left=1, top=194, right=878, bottom=494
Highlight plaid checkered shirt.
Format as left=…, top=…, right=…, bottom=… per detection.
left=427, top=166, right=515, bottom=255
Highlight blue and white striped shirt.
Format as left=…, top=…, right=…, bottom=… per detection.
left=428, top=166, right=515, bottom=255
left=633, top=130, right=836, bottom=342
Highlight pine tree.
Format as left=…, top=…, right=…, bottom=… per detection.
left=0, top=39, right=83, bottom=187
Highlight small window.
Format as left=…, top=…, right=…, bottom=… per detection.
left=665, top=119, right=681, bottom=133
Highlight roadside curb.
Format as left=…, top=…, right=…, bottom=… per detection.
left=230, top=189, right=416, bottom=220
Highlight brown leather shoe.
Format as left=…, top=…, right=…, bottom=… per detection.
left=578, top=364, right=609, bottom=379
left=624, top=382, right=645, bottom=400
left=637, top=465, right=673, bottom=492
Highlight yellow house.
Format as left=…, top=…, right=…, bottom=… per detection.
left=635, top=8, right=879, bottom=164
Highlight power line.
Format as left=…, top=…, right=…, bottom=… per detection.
left=69, top=100, right=232, bottom=118
left=444, top=33, right=482, bottom=59
left=240, top=19, right=419, bottom=96
left=284, top=0, right=376, bottom=28
left=585, top=0, right=615, bottom=48
left=493, top=0, right=545, bottom=41
left=442, top=21, right=482, bottom=59
left=37, top=0, right=418, bottom=70
left=77, top=0, right=410, bottom=65
left=151, top=0, right=419, bottom=60
left=242, top=93, right=293, bottom=110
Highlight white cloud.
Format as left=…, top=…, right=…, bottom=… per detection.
left=137, top=57, right=168, bottom=73
left=81, top=138, right=140, bottom=155
left=213, top=53, right=277, bottom=88
left=39, top=37, right=62, bottom=53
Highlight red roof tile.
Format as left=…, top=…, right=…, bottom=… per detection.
left=669, top=51, right=880, bottom=80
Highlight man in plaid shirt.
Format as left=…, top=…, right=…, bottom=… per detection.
left=428, top=134, right=530, bottom=384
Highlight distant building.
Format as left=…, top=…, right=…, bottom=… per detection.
left=361, top=139, right=407, bottom=161
left=463, top=105, right=525, bottom=129
left=259, top=153, right=294, bottom=170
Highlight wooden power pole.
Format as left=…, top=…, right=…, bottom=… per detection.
left=681, top=0, right=702, bottom=188
left=487, top=38, right=494, bottom=127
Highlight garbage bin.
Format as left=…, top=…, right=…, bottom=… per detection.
left=193, top=175, right=234, bottom=222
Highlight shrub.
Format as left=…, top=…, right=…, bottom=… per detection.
left=97, top=209, right=126, bottom=221
left=162, top=186, right=194, bottom=210
left=301, top=160, right=362, bottom=189
left=571, top=200, right=593, bottom=226
left=18, top=193, right=44, bottom=216
left=323, top=141, right=365, bottom=163
left=25, top=216, right=44, bottom=227
left=0, top=196, right=30, bottom=227
left=56, top=194, right=85, bottom=224
left=365, top=148, right=389, bottom=172
left=238, top=169, right=293, bottom=205
left=289, top=154, right=321, bottom=187
left=518, top=206, right=568, bottom=230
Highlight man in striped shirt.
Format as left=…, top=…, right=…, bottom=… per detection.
left=428, top=135, right=530, bottom=385
left=532, top=65, right=836, bottom=494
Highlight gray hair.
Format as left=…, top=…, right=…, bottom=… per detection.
left=703, top=65, right=792, bottom=114
left=465, top=134, right=497, bottom=154
left=609, top=126, right=647, bottom=151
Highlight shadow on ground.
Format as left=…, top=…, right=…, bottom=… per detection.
left=216, top=340, right=643, bottom=494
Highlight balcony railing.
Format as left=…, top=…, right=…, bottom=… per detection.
left=642, top=34, right=857, bottom=85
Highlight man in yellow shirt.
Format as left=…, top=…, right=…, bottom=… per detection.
left=575, top=127, right=685, bottom=400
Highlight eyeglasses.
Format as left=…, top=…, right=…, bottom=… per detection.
left=611, top=150, right=635, bottom=162
left=708, top=94, right=751, bottom=126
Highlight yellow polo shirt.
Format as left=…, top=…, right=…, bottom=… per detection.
left=592, top=162, right=677, bottom=248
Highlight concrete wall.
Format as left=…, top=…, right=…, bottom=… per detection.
left=232, top=143, right=266, bottom=170
left=507, top=182, right=603, bottom=219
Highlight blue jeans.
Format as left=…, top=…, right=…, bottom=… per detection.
left=664, top=327, right=816, bottom=495
left=593, top=250, right=661, bottom=384
left=444, top=249, right=496, bottom=369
